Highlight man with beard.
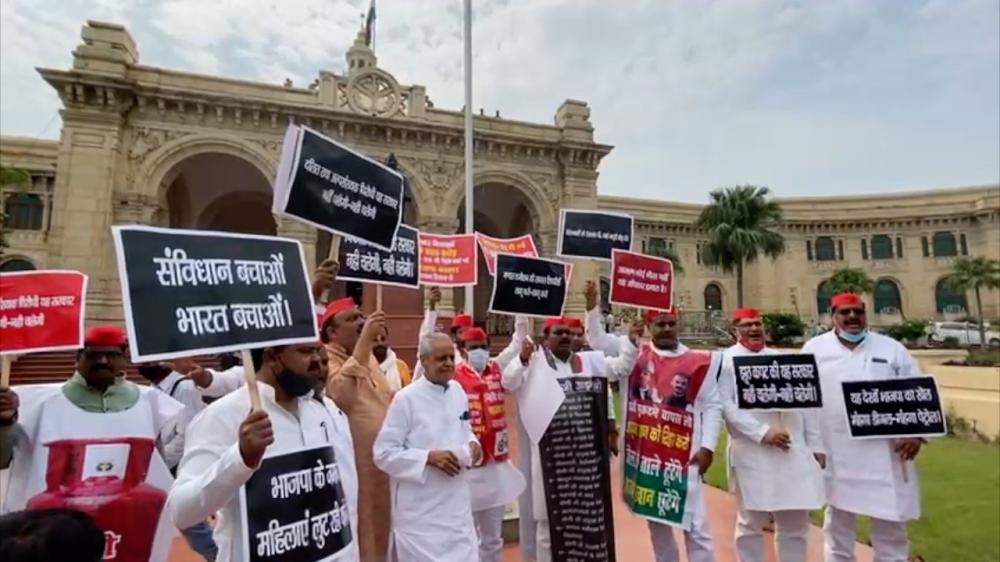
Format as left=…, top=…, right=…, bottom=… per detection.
left=374, top=333, right=481, bottom=562
left=802, top=293, right=924, bottom=562
left=322, top=299, right=393, bottom=562
left=718, top=307, right=825, bottom=562
left=0, top=326, right=183, bottom=562
left=373, top=326, right=411, bottom=391
left=137, top=357, right=219, bottom=561
left=168, top=342, right=358, bottom=562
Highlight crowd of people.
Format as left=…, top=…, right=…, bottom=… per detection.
left=0, top=259, right=928, bottom=562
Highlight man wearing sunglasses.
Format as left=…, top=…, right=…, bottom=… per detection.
left=802, top=292, right=925, bottom=562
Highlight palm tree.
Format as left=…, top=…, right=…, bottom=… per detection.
left=826, top=268, right=875, bottom=295
left=647, top=244, right=684, bottom=275
left=949, top=257, right=1000, bottom=348
left=697, top=185, right=784, bottom=307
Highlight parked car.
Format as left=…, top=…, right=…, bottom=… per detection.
left=927, top=321, right=1000, bottom=347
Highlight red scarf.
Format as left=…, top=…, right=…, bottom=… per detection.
left=739, top=338, right=765, bottom=353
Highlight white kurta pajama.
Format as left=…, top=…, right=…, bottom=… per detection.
left=719, top=343, right=826, bottom=562
left=801, top=331, right=923, bottom=562
left=373, top=377, right=480, bottom=562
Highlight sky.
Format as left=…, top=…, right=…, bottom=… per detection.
left=1, top=0, right=997, bottom=203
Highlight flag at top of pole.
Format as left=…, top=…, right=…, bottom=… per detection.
left=463, top=0, right=475, bottom=316
left=365, top=0, right=377, bottom=50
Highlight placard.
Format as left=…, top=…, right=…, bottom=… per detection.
left=273, top=124, right=404, bottom=251
left=0, top=270, right=87, bottom=355
left=338, top=224, right=420, bottom=289
left=608, top=249, right=673, bottom=311
left=418, top=232, right=477, bottom=287
left=538, top=376, right=615, bottom=562
left=475, top=233, right=538, bottom=276
left=842, top=376, right=946, bottom=439
left=556, top=209, right=633, bottom=261
left=732, top=354, right=823, bottom=410
left=489, top=254, right=570, bottom=319
left=112, top=226, right=318, bottom=362
left=240, top=446, right=353, bottom=562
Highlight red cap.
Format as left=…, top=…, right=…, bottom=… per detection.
left=565, top=317, right=583, bottom=329
left=831, top=293, right=864, bottom=309
left=84, top=325, right=126, bottom=347
left=452, top=313, right=473, bottom=329
left=542, top=317, right=573, bottom=331
left=461, top=327, right=488, bottom=342
left=732, top=307, right=762, bottom=321
left=320, top=297, right=357, bottom=329
left=644, top=307, right=679, bottom=323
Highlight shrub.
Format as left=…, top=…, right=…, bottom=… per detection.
left=762, top=313, right=805, bottom=345
left=884, top=319, right=929, bottom=345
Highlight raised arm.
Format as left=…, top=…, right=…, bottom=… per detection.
left=501, top=339, right=536, bottom=392
left=413, top=287, right=442, bottom=381
left=584, top=281, right=621, bottom=356
left=604, top=336, right=638, bottom=381
left=495, top=315, right=530, bottom=370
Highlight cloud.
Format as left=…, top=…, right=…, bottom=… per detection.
left=1, top=0, right=997, bottom=202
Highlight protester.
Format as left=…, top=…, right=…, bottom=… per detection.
left=323, top=299, right=393, bottom=562
left=570, top=307, right=622, bottom=456
left=0, top=326, right=182, bottom=562
left=373, top=326, right=411, bottom=391
left=137, top=357, right=219, bottom=561
left=802, top=292, right=925, bottom=562
left=167, top=342, right=358, bottom=562
left=718, top=307, right=825, bottom=562
left=452, top=326, right=527, bottom=562
left=373, top=333, right=481, bottom=562
left=504, top=312, right=637, bottom=562
left=0, top=508, right=106, bottom=562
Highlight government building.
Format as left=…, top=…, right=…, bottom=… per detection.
left=2, top=21, right=998, bottom=360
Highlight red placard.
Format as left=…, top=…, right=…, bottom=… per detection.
left=609, top=249, right=673, bottom=311
left=419, top=233, right=478, bottom=287
left=0, top=270, right=88, bottom=354
left=476, top=232, right=538, bottom=275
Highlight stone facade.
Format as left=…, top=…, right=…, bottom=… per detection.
left=2, top=20, right=999, bottom=336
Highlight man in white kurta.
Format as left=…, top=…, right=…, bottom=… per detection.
left=503, top=316, right=637, bottom=562
left=167, top=342, right=359, bottom=562
left=373, top=333, right=481, bottom=562
left=802, top=292, right=925, bottom=562
left=718, top=307, right=826, bottom=562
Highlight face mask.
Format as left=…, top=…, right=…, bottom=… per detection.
left=274, top=358, right=316, bottom=397
left=836, top=328, right=868, bottom=343
left=466, top=349, right=490, bottom=372
left=739, top=337, right=765, bottom=353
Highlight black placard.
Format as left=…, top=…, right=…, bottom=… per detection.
left=488, top=254, right=569, bottom=318
left=732, top=354, right=823, bottom=410
left=842, top=376, right=946, bottom=439
left=557, top=209, right=633, bottom=261
left=240, top=446, right=352, bottom=562
left=275, top=125, right=404, bottom=251
left=112, top=226, right=317, bottom=362
left=337, top=224, right=420, bottom=289
left=539, top=376, right=616, bottom=562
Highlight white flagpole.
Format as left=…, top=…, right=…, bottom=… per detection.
left=463, top=0, right=475, bottom=316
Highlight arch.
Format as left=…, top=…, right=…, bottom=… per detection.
left=197, top=191, right=276, bottom=235
left=0, top=257, right=37, bottom=271
left=3, top=193, right=44, bottom=230
left=816, top=280, right=833, bottom=314
left=814, top=237, right=836, bottom=261
left=873, top=278, right=903, bottom=315
left=871, top=234, right=893, bottom=260
left=446, top=167, right=558, bottom=235
left=703, top=282, right=723, bottom=311
left=935, top=276, right=967, bottom=314
left=932, top=231, right=957, bottom=257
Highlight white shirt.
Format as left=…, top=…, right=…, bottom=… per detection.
left=718, top=343, right=825, bottom=511
left=801, top=330, right=922, bottom=521
left=199, top=366, right=246, bottom=398
left=373, top=377, right=479, bottom=562
left=167, top=383, right=359, bottom=562
left=586, top=307, right=633, bottom=357
left=155, top=371, right=207, bottom=469
left=413, top=310, right=529, bottom=380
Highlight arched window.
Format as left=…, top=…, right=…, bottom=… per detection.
left=935, top=277, right=967, bottom=314
left=932, top=232, right=957, bottom=257
left=704, top=283, right=723, bottom=311
left=871, top=235, right=894, bottom=260
left=0, top=258, right=36, bottom=272
left=814, top=237, right=836, bottom=261
left=3, top=193, right=44, bottom=230
left=816, top=281, right=833, bottom=314
left=873, top=279, right=902, bottom=315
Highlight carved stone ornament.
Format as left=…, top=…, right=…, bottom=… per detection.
left=346, top=69, right=403, bottom=118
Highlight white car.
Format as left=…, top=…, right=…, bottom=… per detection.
left=928, top=321, right=1000, bottom=347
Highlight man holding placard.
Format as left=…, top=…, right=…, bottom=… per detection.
left=717, top=307, right=825, bottom=562
left=802, top=292, right=926, bottom=562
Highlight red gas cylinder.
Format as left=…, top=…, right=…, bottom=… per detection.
left=26, top=437, right=166, bottom=562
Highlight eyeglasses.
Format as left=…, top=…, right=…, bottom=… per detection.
left=835, top=308, right=866, bottom=317
left=83, top=350, right=125, bottom=361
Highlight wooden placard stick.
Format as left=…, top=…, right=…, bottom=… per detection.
left=376, top=284, right=383, bottom=312
left=241, top=349, right=263, bottom=412
left=0, top=355, right=10, bottom=388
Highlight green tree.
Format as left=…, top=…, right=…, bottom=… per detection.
left=646, top=244, right=684, bottom=275
left=0, top=166, right=31, bottom=259
left=697, top=185, right=784, bottom=306
left=949, top=257, right=1000, bottom=348
left=826, top=268, right=875, bottom=295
